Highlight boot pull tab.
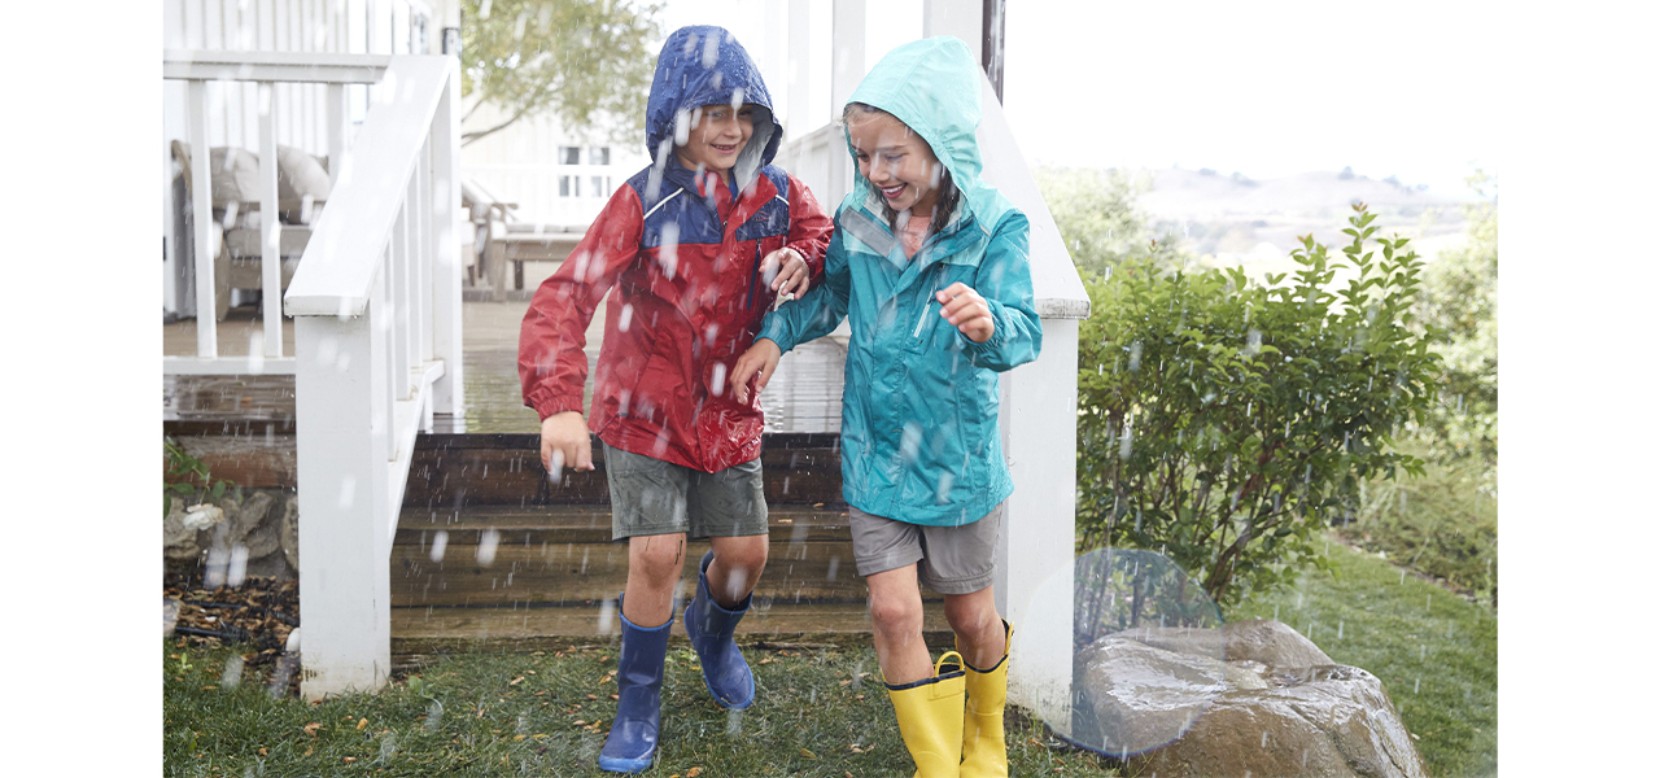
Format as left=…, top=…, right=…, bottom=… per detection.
left=934, top=650, right=966, bottom=679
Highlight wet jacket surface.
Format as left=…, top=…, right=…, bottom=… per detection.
left=757, top=36, right=1043, bottom=526
left=519, top=25, right=833, bottom=473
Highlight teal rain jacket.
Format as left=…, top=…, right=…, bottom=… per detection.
left=757, top=36, right=1042, bottom=526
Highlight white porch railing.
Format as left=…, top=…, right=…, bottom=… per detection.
left=165, top=50, right=465, bottom=699
left=769, top=0, right=1090, bottom=726
left=284, top=54, right=465, bottom=699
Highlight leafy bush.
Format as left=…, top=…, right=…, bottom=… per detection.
left=164, top=436, right=233, bottom=516
left=1075, top=205, right=1442, bottom=606
left=1344, top=174, right=1498, bottom=603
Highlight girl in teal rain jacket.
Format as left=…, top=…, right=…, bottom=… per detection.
left=732, top=36, right=1042, bottom=777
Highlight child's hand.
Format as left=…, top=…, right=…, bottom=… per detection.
left=731, top=339, right=783, bottom=405
left=761, top=247, right=810, bottom=304
left=936, top=282, right=995, bottom=343
left=540, top=411, right=594, bottom=484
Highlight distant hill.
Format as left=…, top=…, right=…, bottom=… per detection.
left=1126, top=167, right=1477, bottom=278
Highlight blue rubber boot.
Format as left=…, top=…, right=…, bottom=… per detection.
left=683, top=550, right=756, bottom=709
left=598, top=598, right=672, bottom=774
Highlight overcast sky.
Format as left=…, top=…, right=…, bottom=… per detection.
left=658, top=0, right=1498, bottom=198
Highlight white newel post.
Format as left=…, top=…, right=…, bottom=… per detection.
left=997, top=314, right=1082, bottom=719
left=295, top=311, right=393, bottom=699
left=430, top=57, right=465, bottom=418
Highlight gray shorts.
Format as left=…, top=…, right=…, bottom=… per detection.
left=848, top=502, right=1004, bottom=595
left=603, top=443, right=769, bottom=541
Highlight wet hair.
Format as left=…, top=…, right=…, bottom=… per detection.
left=843, top=102, right=961, bottom=236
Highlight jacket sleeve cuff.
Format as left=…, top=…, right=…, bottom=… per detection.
left=527, top=387, right=584, bottom=420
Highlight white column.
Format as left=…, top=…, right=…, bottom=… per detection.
left=430, top=57, right=465, bottom=418
left=827, top=0, right=864, bottom=202
left=295, top=311, right=393, bottom=700
left=997, top=315, right=1080, bottom=718
left=922, top=0, right=981, bottom=49
left=786, top=0, right=813, bottom=141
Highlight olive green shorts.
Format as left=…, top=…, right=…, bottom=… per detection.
left=603, top=443, right=769, bottom=541
left=848, top=502, right=1004, bottom=595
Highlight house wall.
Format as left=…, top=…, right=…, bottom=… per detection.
left=459, top=102, right=648, bottom=229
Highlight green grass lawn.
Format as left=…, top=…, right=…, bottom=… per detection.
left=164, top=534, right=1495, bottom=777
left=1229, top=534, right=1499, bottom=777
left=163, top=639, right=1119, bottom=776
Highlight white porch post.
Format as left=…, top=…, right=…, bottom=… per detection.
left=429, top=57, right=465, bottom=418
left=786, top=0, right=813, bottom=139
left=973, top=71, right=1090, bottom=713
left=295, top=311, right=393, bottom=699
left=827, top=0, right=864, bottom=200
left=923, top=0, right=982, bottom=46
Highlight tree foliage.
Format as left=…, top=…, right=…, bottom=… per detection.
left=460, top=0, right=662, bottom=146
left=1074, top=205, right=1442, bottom=606
left=1036, top=167, right=1188, bottom=277
left=1414, top=172, right=1498, bottom=467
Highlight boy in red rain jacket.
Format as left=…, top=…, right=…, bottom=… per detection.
left=518, top=24, right=832, bottom=774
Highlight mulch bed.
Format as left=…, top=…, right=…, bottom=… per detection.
left=165, top=572, right=302, bottom=694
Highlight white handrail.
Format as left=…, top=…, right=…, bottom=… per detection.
left=284, top=53, right=464, bottom=700
left=284, top=56, right=454, bottom=316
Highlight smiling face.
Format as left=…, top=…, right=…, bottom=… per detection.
left=675, top=103, right=756, bottom=175
left=845, top=109, right=942, bottom=217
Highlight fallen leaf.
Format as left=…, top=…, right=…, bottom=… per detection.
left=514, top=734, right=526, bottom=742
left=687, top=768, right=703, bottom=777
left=356, top=717, right=368, bottom=731
left=510, top=676, right=526, bottom=686
left=342, top=756, right=356, bottom=764
left=800, top=748, right=817, bottom=759
left=303, top=722, right=321, bottom=737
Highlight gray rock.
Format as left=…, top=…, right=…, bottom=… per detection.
left=1069, top=620, right=1426, bottom=778
left=1224, top=617, right=1336, bottom=668
left=280, top=494, right=300, bottom=571
left=229, top=491, right=282, bottom=557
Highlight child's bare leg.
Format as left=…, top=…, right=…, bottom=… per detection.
left=705, top=534, right=768, bottom=608
left=943, top=585, right=1005, bottom=668
left=622, top=533, right=687, bottom=625
left=866, top=565, right=934, bottom=684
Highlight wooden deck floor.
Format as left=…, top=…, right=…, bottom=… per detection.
left=163, top=296, right=847, bottom=434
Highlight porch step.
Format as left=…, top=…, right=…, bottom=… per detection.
left=391, top=505, right=863, bottom=607
left=389, top=503, right=943, bottom=652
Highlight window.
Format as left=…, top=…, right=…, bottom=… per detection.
left=558, top=146, right=581, bottom=165
left=591, top=176, right=610, bottom=196
left=588, top=146, right=611, bottom=166
left=559, top=175, right=580, bottom=198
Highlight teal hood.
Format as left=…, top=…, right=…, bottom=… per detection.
left=845, top=36, right=1004, bottom=227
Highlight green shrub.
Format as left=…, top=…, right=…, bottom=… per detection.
left=1075, top=204, right=1443, bottom=607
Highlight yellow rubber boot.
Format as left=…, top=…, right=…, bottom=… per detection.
left=885, top=651, right=967, bottom=778
left=959, top=621, right=1011, bottom=778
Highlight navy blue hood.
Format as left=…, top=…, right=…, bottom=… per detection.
left=646, top=25, right=781, bottom=190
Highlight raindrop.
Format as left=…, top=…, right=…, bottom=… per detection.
left=430, top=531, right=449, bottom=563
left=618, top=303, right=634, bottom=332
left=597, top=598, right=616, bottom=633
left=423, top=699, right=445, bottom=732
left=1336, top=620, right=1344, bottom=640
left=826, top=556, right=839, bottom=581
left=711, top=363, right=729, bottom=397
left=477, top=529, right=501, bottom=567
left=726, top=708, right=743, bottom=736
left=220, top=654, right=245, bottom=689
left=1412, top=677, right=1421, bottom=694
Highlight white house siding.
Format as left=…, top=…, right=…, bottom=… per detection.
left=459, top=102, right=648, bottom=229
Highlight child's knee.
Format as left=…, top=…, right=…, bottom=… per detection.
left=868, top=594, right=923, bottom=635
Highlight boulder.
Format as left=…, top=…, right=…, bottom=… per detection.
left=1070, top=619, right=1426, bottom=778
left=226, top=490, right=282, bottom=558
left=279, top=494, right=300, bottom=572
